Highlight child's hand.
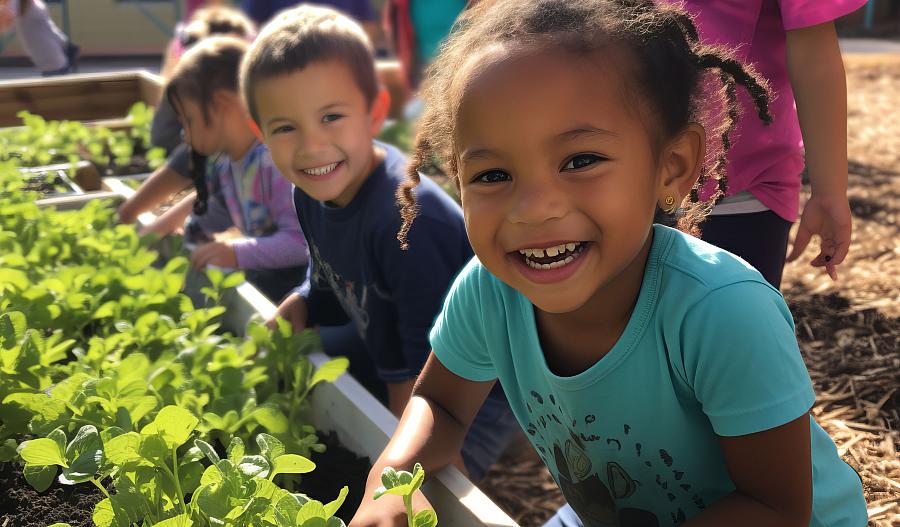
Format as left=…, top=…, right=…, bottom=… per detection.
left=265, top=293, right=308, bottom=334
left=786, top=193, right=852, bottom=281
left=190, top=241, right=238, bottom=270
left=349, top=490, right=433, bottom=527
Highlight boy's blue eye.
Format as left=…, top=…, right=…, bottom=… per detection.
left=322, top=113, right=343, bottom=123
left=563, top=153, right=604, bottom=171
left=473, top=169, right=511, bottom=184
left=272, top=125, right=294, bottom=134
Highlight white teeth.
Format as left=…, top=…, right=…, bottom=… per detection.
left=302, top=162, right=338, bottom=176
left=521, top=242, right=585, bottom=271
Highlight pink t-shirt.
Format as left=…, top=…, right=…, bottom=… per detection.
left=680, top=0, right=866, bottom=221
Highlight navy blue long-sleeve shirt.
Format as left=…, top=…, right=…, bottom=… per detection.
left=293, top=142, right=472, bottom=383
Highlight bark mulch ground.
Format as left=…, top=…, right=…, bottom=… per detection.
left=478, top=53, right=900, bottom=527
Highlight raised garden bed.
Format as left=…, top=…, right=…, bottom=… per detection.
left=0, top=71, right=163, bottom=129
left=112, top=180, right=520, bottom=527
left=18, top=162, right=126, bottom=210
left=0, top=181, right=518, bottom=527
left=1, top=72, right=167, bottom=184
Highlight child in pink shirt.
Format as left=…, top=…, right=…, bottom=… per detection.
left=676, top=0, right=864, bottom=288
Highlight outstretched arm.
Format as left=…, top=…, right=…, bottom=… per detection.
left=349, top=354, right=495, bottom=527
left=118, top=161, right=192, bottom=224
left=784, top=21, right=852, bottom=281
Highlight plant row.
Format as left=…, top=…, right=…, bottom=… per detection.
left=0, top=103, right=166, bottom=176
left=0, top=164, right=353, bottom=527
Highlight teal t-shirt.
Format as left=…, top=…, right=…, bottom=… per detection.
left=430, top=224, right=866, bottom=527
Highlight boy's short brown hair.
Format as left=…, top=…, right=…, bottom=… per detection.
left=240, top=5, right=379, bottom=124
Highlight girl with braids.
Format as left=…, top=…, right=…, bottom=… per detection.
left=117, top=5, right=257, bottom=224
left=670, top=0, right=863, bottom=288
left=350, top=0, right=866, bottom=526
left=142, top=36, right=308, bottom=302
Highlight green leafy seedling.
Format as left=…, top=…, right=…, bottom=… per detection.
left=17, top=424, right=108, bottom=495
left=373, top=463, right=437, bottom=527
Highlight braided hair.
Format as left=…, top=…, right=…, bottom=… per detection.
left=166, top=36, right=248, bottom=215
left=396, top=0, right=772, bottom=248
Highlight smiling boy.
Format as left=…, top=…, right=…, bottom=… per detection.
left=240, top=5, right=519, bottom=481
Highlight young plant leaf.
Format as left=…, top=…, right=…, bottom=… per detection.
left=151, top=513, right=193, bottom=527
left=249, top=405, right=289, bottom=433
left=309, top=358, right=349, bottom=389
left=227, top=436, right=245, bottom=464
left=23, top=463, right=57, bottom=492
left=256, top=433, right=285, bottom=462
left=221, top=271, right=245, bottom=289
left=413, top=509, right=438, bottom=527
left=104, top=432, right=145, bottom=466
left=0, top=311, right=26, bottom=349
left=140, top=405, right=199, bottom=449
left=60, top=424, right=102, bottom=483
left=270, top=454, right=316, bottom=479
left=238, top=454, right=271, bottom=478
left=194, top=439, right=221, bottom=465
left=18, top=437, right=68, bottom=467
left=323, top=486, right=349, bottom=518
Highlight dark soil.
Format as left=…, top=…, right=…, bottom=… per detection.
left=21, top=174, right=71, bottom=196
left=301, top=431, right=371, bottom=524
left=0, top=461, right=106, bottom=527
left=0, top=432, right=370, bottom=527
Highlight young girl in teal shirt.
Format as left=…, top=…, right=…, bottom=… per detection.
left=350, top=0, right=868, bottom=525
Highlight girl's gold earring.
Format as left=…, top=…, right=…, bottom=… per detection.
left=662, top=195, right=678, bottom=214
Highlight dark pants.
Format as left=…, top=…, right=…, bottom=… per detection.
left=699, top=210, right=793, bottom=289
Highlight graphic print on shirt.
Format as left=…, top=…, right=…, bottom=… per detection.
left=309, top=241, right=369, bottom=337
left=524, top=389, right=706, bottom=526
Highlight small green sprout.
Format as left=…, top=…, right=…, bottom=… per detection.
left=373, top=463, right=437, bottom=527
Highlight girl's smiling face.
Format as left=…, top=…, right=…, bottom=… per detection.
left=456, top=48, right=673, bottom=314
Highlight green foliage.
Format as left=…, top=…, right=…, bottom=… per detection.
left=377, top=120, right=412, bottom=154
left=1, top=161, right=356, bottom=526
left=0, top=103, right=166, bottom=175
left=374, top=464, right=437, bottom=527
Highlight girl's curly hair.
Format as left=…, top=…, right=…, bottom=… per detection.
left=396, top=0, right=772, bottom=249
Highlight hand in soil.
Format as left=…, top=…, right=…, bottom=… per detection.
left=786, top=193, right=852, bottom=281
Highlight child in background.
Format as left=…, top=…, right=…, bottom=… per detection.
left=0, top=0, right=78, bottom=76
left=676, top=0, right=863, bottom=288
left=349, top=0, right=867, bottom=526
left=143, top=36, right=307, bottom=302
left=117, top=6, right=257, bottom=224
left=242, top=5, right=519, bottom=481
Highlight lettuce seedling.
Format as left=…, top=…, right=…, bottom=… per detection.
left=193, top=434, right=349, bottom=527
left=373, top=464, right=438, bottom=527
left=17, top=424, right=108, bottom=495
